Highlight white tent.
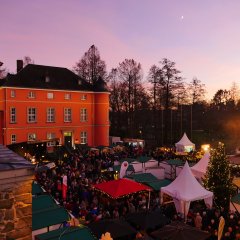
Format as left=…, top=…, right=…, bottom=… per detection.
left=175, top=132, right=195, bottom=152
left=161, top=161, right=213, bottom=218
left=191, top=152, right=210, bottom=179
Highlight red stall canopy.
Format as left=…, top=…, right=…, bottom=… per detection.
left=93, top=178, right=151, bottom=199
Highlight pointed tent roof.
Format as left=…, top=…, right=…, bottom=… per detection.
left=161, top=161, right=213, bottom=202
left=191, top=152, right=210, bottom=179
left=93, top=178, right=151, bottom=199
left=175, top=133, right=194, bottom=146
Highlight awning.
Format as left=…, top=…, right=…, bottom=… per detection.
left=32, top=195, right=70, bottom=230
left=146, top=179, right=172, bottom=191
left=35, top=226, right=96, bottom=240
left=32, top=181, right=44, bottom=195
left=127, top=173, right=158, bottom=183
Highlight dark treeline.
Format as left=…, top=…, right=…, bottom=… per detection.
left=74, top=45, right=240, bottom=152
left=2, top=47, right=240, bottom=152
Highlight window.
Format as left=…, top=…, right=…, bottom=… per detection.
left=47, top=132, right=56, bottom=140
left=10, top=107, right=16, bottom=123
left=80, top=108, right=87, bottom=122
left=11, top=134, right=16, bottom=144
left=47, top=92, right=54, bottom=99
left=64, top=108, right=72, bottom=122
left=47, top=132, right=56, bottom=146
left=28, top=133, right=36, bottom=141
left=81, top=94, right=87, bottom=100
left=81, top=131, right=87, bottom=144
left=28, top=91, right=36, bottom=98
left=64, top=93, right=71, bottom=100
left=28, top=108, right=37, bottom=123
left=47, top=108, right=55, bottom=122
left=11, top=90, right=16, bottom=98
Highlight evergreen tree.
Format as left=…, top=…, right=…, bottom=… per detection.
left=203, top=142, right=233, bottom=210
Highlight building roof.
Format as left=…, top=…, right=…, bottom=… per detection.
left=0, top=144, right=34, bottom=171
left=93, top=76, right=109, bottom=92
left=1, top=64, right=108, bottom=92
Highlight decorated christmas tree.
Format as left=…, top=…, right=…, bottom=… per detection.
left=203, top=142, right=233, bottom=210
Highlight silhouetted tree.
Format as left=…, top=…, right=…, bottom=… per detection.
left=154, top=59, right=184, bottom=143
left=187, top=77, right=206, bottom=104
left=229, top=81, right=239, bottom=105
left=211, top=89, right=234, bottom=111
left=74, top=45, right=107, bottom=84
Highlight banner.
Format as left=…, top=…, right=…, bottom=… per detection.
left=62, top=175, right=67, bottom=200
left=120, top=161, right=129, bottom=178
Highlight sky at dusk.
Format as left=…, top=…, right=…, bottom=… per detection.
left=2, top=0, right=240, bottom=99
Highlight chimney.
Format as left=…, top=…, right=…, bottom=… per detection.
left=17, top=60, right=23, bottom=72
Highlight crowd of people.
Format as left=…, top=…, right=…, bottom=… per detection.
left=35, top=145, right=240, bottom=240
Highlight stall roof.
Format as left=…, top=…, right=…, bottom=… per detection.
left=32, top=181, right=44, bottom=195
left=32, top=194, right=70, bottom=230
left=33, top=206, right=70, bottom=230
left=35, top=226, right=97, bottom=240
left=120, top=158, right=138, bottom=163
left=32, top=195, right=56, bottom=212
left=146, top=179, right=172, bottom=191
left=127, top=173, right=158, bottom=183
left=93, top=178, right=151, bottom=199
left=137, top=156, right=153, bottom=163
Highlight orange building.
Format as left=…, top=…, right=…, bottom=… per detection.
left=0, top=60, right=110, bottom=147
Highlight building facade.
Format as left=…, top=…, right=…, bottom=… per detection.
left=0, top=61, right=110, bottom=147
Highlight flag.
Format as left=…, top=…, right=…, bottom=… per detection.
left=62, top=175, right=67, bottom=200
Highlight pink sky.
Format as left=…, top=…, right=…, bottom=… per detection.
left=1, top=0, right=240, bottom=99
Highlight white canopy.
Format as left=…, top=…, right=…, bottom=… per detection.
left=161, top=161, right=213, bottom=217
left=191, top=152, right=210, bottom=179
left=175, top=132, right=195, bottom=152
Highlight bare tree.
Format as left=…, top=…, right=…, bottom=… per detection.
left=73, top=45, right=107, bottom=84
left=187, top=77, right=206, bottom=104
left=229, top=81, right=239, bottom=104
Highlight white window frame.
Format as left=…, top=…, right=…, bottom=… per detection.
left=64, top=93, right=71, bottom=100
left=81, top=94, right=87, bottom=100
left=80, top=131, right=87, bottom=144
left=28, top=91, right=36, bottom=99
left=28, top=133, right=36, bottom=141
left=47, top=108, right=55, bottom=122
left=11, top=90, right=16, bottom=98
left=64, top=108, right=72, bottom=122
left=47, top=133, right=56, bottom=146
left=80, top=108, right=87, bottom=122
left=10, top=107, right=16, bottom=123
left=11, top=134, right=16, bottom=144
left=47, top=92, right=54, bottom=99
left=27, top=107, right=37, bottom=123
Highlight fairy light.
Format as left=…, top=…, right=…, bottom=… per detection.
left=203, top=142, right=234, bottom=209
